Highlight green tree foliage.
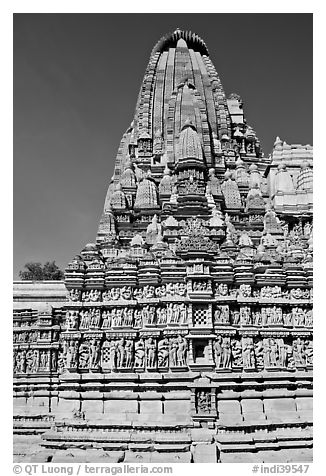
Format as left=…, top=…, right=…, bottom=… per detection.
left=19, top=261, right=64, bottom=281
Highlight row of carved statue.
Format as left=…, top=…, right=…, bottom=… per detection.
left=13, top=335, right=313, bottom=374
left=63, top=303, right=313, bottom=330
left=67, top=284, right=313, bottom=302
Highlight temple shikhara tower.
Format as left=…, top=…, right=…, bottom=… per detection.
left=13, top=30, right=313, bottom=463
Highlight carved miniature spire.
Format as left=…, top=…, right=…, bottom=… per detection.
left=274, top=163, right=295, bottom=194
left=97, top=205, right=117, bottom=244
left=248, top=163, right=261, bottom=189
left=221, top=169, right=241, bottom=209
left=159, top=165, right=173, bottom=195
left=177, top=120, right=204, bottom=163
left=235, top=157, right=249, bottom=186
left=146, top=214, right=162, bottom=245
left=246, top=183, right=265, bottom=211
left=296, top=161, right=313, bottom=191
left=110, top=183, right=128, bottom=210
left=120, top=159, right=136, bottom=188
left=208, top=168, right=222, bottom=196
left=134, top=176, right=159, bottom=209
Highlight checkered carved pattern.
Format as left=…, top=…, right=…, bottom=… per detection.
left=101, top=346, right=110, bottom=364
left=193, top=306, right=209, bottom=326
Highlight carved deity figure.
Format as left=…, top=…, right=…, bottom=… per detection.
left=146, top=338, right=156, bottom=368
left=90, top=339, right=101, bottom=368
left=68, top=289, right=80, bottom=302
left=278, top=339, right=288, bottom=368
left=111, top=288, right=120, bottom=301
left=158, top=338, right=169, bottom=367
left=269, top=339, right=278, bottom=366
left=101, top=310, right=111, bottom=329
left=263, top=339, right=271, bottom=368
left=124, top=340, right=133, bottom=368
left=214, top=336, right=223, bottom=368
left=169, top=338, right=178, bottom=367
left=293, top=338, right=305, bottom=367
left=134, top=309, right=143, bottom=328
left=216, top=283, right=228, bottom=297
left=239, top=284, right=251, bottom=298
left=197, top=391, right=211, bottom=413
left=116, top=338, right=126, bottom=367
left=242, top=338, right=255, bottom=369
left=134, top=339, right=145, bottom=368
left=221, top=337, right=232, bottom=368
left=231, top=310, right=240, bottom=325
left=90, top=309, right=101, bottom=328
left=176, top=335, right=187, bottom=366
left=240, top=307, right=252, bottom=326
left=121, top=286, right=132, bottom=300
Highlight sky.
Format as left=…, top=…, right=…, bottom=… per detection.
left=13, top=13, right=313, bottom=279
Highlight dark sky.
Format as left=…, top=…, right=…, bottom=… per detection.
left=13, top=13, right=312, bottom=279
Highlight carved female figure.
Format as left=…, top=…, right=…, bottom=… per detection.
left=167, top=303, right=173, bottom=323
left=134, top=309, right=143, bottom=328
left=293, top=338, right=305, bottom=366
left=116, top=338, right=125, bottom=367
left=146, top=338, right=156, bottom=367
left=278, top=339, right=287, bottom=368
left=111, top=288, right=120, bottom=300
left=134, top=339, right=145, bottom=368
left=263, top=339, right=271, bottom=368
left=90, top=339, right=100, bottom=368
left=214, top=336, right=222, bottom=368
left=222, top=338, right=231, bottom=368
left=269, top=339, right=278, bottom=366
left=110, top=340, right=117, bottom=369
left=125, top=340, right=133, bottom=368
left=173, top=304, right=180, bottom=323
left=180, top=303, right=187, bottom=324
left=169, top=338, right=178, bottom=367
left=176, top=336, right=187, bottom=366
left=231, top=310, right=240, bottom=325
left=242, top=339, right=252, bottom=369
left=158, top=338, right=169, bottom=367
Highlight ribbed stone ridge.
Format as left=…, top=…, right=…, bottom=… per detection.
left=151, top=29, right=210, bottom=56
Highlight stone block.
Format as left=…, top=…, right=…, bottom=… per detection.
left=13, top=397, right=27, bottom=414
left=124, top=451, right=152, bottom=463
left=25, top=397, right=49, bottom=415
left=241, top=398, right=263, bottom=413
left=220, top=452, right=260, bottom=463
left=104, top=399, right=138, bottom=414
left=218, top=414, right=243, bottom=424
left=150, top=451, right=192, bottom=463
left=81, top=399, right=103, bottom=416
left=139, top=400, right=162, bottom=414
left=54, top=399, right=80, bottom=415
left=217, top=399, right=241, bottom=414
left=298, top=411, right=313, bottom=422
left=282, top=448, right=313, bottom=462
left=58, top=390, right=80, bottom=399
left=164, top=400, right=190, bottom=415
left=190, top=428, right=214, bottom=443
left=192, top=443, right=218, bottom=463
left=296, top=397, right=313, bottom=412
left=97, top=451, right=125, bottom=463
left=264, top=397, right=296, bottom=414
left=243, top=412, right=266, bottom=423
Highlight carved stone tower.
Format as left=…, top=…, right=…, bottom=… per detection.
left=13, top=29, right=313, bottom=463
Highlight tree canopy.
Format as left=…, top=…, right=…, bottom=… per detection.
left=19, top=261, right=64, bottom=281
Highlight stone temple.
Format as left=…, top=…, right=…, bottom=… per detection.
left=13, top=29, right=313, bottom=463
